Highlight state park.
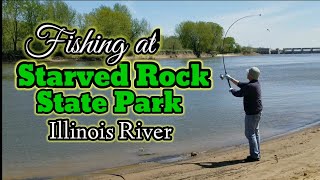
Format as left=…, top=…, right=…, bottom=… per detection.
left=16, top=61, right=212, bottom=89
left=15, top=60, right=212, bottom=114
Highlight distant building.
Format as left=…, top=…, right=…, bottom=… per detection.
left=256, top=48, right=271, bottom=54
left=281, top=48, right=320, bottom=54
left=271, top=48, right=280, bottom=54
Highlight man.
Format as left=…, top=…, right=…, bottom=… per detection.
left=225, top=67, right=263, bottom=162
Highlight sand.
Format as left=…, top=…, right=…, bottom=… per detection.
left=59, top=124, right=320, bottom=180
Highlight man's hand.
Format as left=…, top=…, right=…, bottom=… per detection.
left=224, top=74, right=239, bottom=86
left=225, top=74, right=232, bottom=80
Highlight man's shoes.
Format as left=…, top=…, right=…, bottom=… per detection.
left=244, top=156, right=260, bottom=162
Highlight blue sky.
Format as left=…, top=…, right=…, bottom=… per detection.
left=65, top=1, right=320, bottom=49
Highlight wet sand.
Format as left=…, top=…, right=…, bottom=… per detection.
left=57, top=124, right=320, bottom=180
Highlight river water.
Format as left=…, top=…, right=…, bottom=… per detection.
left=2, top=54, right=320, bottom=179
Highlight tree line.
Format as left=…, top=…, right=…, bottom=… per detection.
left=2, top=0, right=247, bottom=60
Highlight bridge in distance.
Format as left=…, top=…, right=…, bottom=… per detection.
left=256, top=47, right=320, bottom=54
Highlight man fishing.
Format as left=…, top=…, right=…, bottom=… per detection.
left=225, top=67, right=263, bottom=162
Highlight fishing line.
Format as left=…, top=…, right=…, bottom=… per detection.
left=220, top=14, right=262, bottom=88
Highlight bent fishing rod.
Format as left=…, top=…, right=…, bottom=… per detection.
left=219, top=14, right=262, bottom=88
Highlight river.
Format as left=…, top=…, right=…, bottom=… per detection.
left=2, top=54, right=320, bottom=179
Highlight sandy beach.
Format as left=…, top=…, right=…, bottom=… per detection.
left=56, top=124, right=320, bottom=180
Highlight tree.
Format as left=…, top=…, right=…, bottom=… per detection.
left=75, top=13, right=86, bottom=32
left=162, top=36, right=183, bottom=51
left=2, top=0, right=77, bottom=54
left=21, top=0, right=43, bottom=35
left=113, top=3, right=131, bottom=18
left=42, top=0, right=76, bottom=26
left=209, top=22, right=223, bottom=53
left=84, top=5, right=132, bottom=38
left=2, top=0, right=24, bottom=52
left=176, top=21, right=224, bottom=57
left=234, top=43, right=241, bottom=53
left=130, top=18, right=150, bottom=42
left=241, top=46, right=255, bottom=55
left=83, top=3, right=150, bottom=43
left=113, top=3, right=150, bottom=42
left=176, top=21, right=199, bottom=56
left=223, top=37, right=236, bottom=53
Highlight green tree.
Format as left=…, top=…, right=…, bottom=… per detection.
left=2, top=0, right=77, bottom=54
left=75, top=13, right=86, bottom=32
left=113, top=3, right=150, bottom=41
left=42, top=0, right=76, bottom=26
left=2, top=0, right=24, bottom=52
left=1, top=1, right=150, bottom=60
left=113, top=3, right=131, bottom=18
left=131, top=18, right=150, bottom=42
left=223, top=37, right=236, bottom=53
left=234, top=43, right=241, bottom=53
left=241, top=46, right=255, bottom=54
left=21, top=0, right=43, bottom=35
left=176, top=21, right=199, bottom=56
left=210, top=22, right=223, bottom=54
left=162, top=36, right=183, bottom=51
left=83, top=3, right=150, bottom=43
left=176, top=21, right=224, bottom=57
left=84, top=5, right=132, bottom=37
left=29, top=0, right=77, bottom=55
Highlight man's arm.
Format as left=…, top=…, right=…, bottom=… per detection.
left=230, top=83, right=250, bottom=97
left=229, top=78, right=240, bottom=86
left=230, top=88, right=244, bottom=97
left=224, top=74, right=249, bottom=97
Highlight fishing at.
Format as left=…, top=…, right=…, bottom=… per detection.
left=24, top=23, right=130, bottom=65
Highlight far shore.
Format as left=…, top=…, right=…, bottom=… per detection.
left=53, top=124, right=320, bottom=180
left=124, top=52, right=257, bottom=60
left=2, top=52, right=260, bottom=63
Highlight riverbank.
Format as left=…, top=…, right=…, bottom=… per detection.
left=56, top=124, right=320, bottom=180
left=126, top=52, right=258, bottom=60
left=2, top=51, right=253, bottom=63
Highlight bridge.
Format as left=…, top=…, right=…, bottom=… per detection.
left=256, top=47, right=320, bottom=54
left=282, top=48, right=320, bottom=54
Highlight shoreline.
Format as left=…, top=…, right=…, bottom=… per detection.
left=1, top=52, right=254, bottom=63
left=52, top=123, right=320, bottom=180
left=3, top=122, right=320, bottom=180
left=124, top=52, right=254, bottom=60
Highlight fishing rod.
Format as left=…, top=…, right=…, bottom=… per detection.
left=219, top=14, right=262, bottom=88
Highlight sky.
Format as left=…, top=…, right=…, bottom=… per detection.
left=65, top=1, right=320, bottom=49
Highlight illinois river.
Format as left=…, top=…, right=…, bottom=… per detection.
left=2, top=54, right=320, bottom=179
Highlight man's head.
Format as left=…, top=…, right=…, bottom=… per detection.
left=247, top=67, right=260, bottom=80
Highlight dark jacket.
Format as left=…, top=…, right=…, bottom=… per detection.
left=230, top=80, right=263, bottom=115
